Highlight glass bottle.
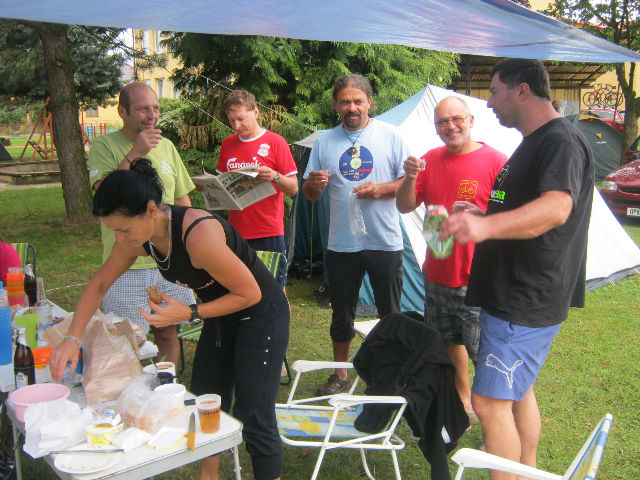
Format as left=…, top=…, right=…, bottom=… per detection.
left=14, top=326, right=35, bottom=387
left=24, top=263, right=37, bottom=308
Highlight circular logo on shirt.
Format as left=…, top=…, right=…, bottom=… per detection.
left=339, top=146, right=373, bottom=182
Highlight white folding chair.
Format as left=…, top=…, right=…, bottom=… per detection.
left=276, top=360, right=407, bottom=480
left=451, top=414, right=613, bottom=480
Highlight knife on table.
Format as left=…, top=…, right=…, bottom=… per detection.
left=186, top=412, right=196, bottom=451
left=50, top=448, right=124, bottom=454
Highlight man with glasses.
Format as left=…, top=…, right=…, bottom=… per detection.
left=88, top=82, right=196, bottom=367
left=397, top=95, right=507, bottom=424
left=441, top=59, right=593, bottom=479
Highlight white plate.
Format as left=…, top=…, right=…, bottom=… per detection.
left=54, top=447, right=123, bottom=475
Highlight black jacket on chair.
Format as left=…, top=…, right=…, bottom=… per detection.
left=353, top=312, right=469, bottom=480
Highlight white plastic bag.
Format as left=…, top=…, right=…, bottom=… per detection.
left=23, top=398, right=93, bottom=458
left=116, top=376, right=182, bottom=434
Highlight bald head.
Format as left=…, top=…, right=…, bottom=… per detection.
left=434, top=96, right=471, bottom=118
left=119, top=82, right=157, bottom=115
left=434, top=95, right=479, bottom=155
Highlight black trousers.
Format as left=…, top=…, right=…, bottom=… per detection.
left=326, top=249, right=403, bottom=342
left=191, top=282, right=289, bottom=480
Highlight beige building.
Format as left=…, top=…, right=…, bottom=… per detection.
left=133, top=29, right=183, bottom=100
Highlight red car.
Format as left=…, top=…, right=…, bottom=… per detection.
left=581, top=108, right=624, bottom=132
left=600, top=137, right=640, bottom=217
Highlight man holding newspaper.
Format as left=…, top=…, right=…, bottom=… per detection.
left=215, top=89, right=298, bottom=266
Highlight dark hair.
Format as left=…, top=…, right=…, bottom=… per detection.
left=332, top=74, right=374, bottom=101
left=92, top=158, right=164, bottom=217
left=491, top=59, right=551, bottom=101
left=224, top=89, right=257, bottom=113
left=118, top=82, right=154, bottom=115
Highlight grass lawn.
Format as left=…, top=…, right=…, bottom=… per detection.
left=1, top=185, right=639, bottom=479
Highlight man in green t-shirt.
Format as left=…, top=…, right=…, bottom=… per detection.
left=88, top=82, right=195, bottom=367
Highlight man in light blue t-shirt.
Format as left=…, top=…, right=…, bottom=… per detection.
left=302, top=74, right=408, bottom=396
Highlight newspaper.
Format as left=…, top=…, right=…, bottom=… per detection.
left=191, top=167, right=277, bottom=211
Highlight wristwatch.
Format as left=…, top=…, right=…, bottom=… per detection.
left=273, top=172, right=280, bottom=184
left=188, top=304, right=201, bottom=326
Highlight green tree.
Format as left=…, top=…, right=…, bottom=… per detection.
left=0, top=20, right=128, bottom=220
left=545, top=0, right=640, bottom=163
left=165, top=34, right=459, bottom=143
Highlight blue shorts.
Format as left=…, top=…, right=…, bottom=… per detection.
left=472, top=310, right=562, bottom=401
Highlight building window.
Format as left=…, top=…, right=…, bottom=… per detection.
left=145, top=79, right=152, bottom=87
left=141, top=30, right=150, bottom=55
left=156, top=78, right=165, bottom=98
left=85, top=107, right=99, bottom=117
left=155, top=30, right=164, bottom=54
left=171, top=80, right=180, bottom=99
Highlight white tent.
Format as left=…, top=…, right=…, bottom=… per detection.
left=2, top=0, right=640, bottom=63
left=295, top=85, right=640, bottom=312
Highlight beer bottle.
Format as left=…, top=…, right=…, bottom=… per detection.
left=14, top=326, right=35, bottom=387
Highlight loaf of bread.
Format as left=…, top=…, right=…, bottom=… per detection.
left=147, top=285, right=161, bottom=304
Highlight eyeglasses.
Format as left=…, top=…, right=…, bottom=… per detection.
left=435, top=115, right=470, bottom=128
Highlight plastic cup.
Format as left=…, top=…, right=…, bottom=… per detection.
left=15, top=313, right=38, bottom=348
left=155, top=361, right=176, bottom=377
left=196, top=394, right=221, bottom=434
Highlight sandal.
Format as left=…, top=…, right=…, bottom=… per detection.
left=316, top=373, right=351, bottom=396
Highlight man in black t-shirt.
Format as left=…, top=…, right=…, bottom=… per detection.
left=441, top=59, right=594, bottom=479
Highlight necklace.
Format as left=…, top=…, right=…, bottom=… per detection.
left=343, top=119, right=371, bottom=156
left=149, top=206, right=172, bottom=271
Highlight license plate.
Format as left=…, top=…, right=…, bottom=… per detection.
left=627, top=207, right=640, bottom=217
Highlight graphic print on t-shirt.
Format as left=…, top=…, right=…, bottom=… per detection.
left=339, top=145, right=373, bottom=182
left=226, top=157, right=260, bottom=170
left=457, top=180, right=479, bottom=200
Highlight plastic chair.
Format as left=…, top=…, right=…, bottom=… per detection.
left=451, top=414, right=613, bottom=480
left=10, top=243, right=36, bottom=277
left=275, top=360, right=407, bottom=480
left=177, top=250, right=292, bottom=384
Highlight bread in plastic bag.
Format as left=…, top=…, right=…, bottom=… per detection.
left=117, top=376, right=183, bottom=434
left=82, top=312, right=141, bottom=404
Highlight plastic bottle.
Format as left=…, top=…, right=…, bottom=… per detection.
left=35, top=278, right=50, bottom=347
left=14, top=325, right=35, bottom=388
left=0, top=281, right=8, bottom=307
left=0, top=306, right=14, bottom=392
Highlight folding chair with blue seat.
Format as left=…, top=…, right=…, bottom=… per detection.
left=10, top=243, right=37, bottom=277
left=275, top=360, right=407, bottom=480
left=451, top=413, right=613, bottom=480
left=177, top=250, right=292, bottom=383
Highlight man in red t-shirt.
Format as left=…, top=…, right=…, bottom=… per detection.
left=218, top=90, right=298, bottom=267
left=397, top=95, right=507, bottom=422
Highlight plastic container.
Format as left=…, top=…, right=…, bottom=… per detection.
left=153, top=383, right=186, bottom=416
left=8, top=383, right=70, bottom=422
left=33, top=346, right=52, bottom=384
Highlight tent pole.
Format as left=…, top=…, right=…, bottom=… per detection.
left=309, top=200, right=314, bottom=279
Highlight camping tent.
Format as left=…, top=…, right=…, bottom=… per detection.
left=294, top=85, right=640, bottom=313
left=565, top=115, right=622, bottom=181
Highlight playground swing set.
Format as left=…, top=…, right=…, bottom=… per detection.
left=18, top=98, right=106, bottom=162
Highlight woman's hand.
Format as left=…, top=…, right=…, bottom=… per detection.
left=49, top=339, right=81, bottom=381
left=139, top=290, right=190, bottom=328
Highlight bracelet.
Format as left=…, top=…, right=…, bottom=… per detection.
left=63, top=335, right=82, bottom=348
left=124, top=154, right=132, bottom=166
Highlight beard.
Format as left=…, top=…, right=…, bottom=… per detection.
left=343, top=113, right=365, bottom=129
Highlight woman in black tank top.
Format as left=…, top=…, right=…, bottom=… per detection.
left=50, top=159, right=289, bottom=480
